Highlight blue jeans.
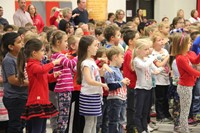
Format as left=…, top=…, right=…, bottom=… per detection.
left=107, top=99, right=126, bottom=133
left=192, top=78, right=200, bottom=116
left=134, top=89, right=151, bottom=133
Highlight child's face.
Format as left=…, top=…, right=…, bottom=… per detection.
left=139, top=45, right=150, bottom=58
left=70, top=38, right=80, bottom=52
left=113, top=30, right=121, bottom=45
left=115, top=53, right=124, bottom=67
left=12, top=36, right=23, bottom=55
left=97, top=33, right=105, bottom=42
left=88, top=40, right=99, bottom=56
left=160, top=25, right=170, bottom=35
left=154, top=36, right=164, bottom=49
left=33, top=46, right=45, bottom=61
left=101, top=52, right=108, bottom=63
left=89, top=27, right=95, bottom=35
left=175, top=19, right=185, bottom=29
left=60, top=35, right=68, bottom=51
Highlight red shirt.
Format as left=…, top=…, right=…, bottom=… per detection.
left=123, top=49, right=136, bottom=88
left=26, top=59, right=56, bottom=105
left=176, top=52, right=200, bottom=86
left=49, top=11, right=59, bottom=27
left=31, top=14, right=44, bottom=33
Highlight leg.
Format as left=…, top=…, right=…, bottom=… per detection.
left=84, top=116, right=96, bottom=133
left=177, top=85, right=192, bottom=133
left=30, top=117, right=47, bottom=133
left=192, top=78, right=200, bottom=116
left=3, top=97, right=26, bottom=133
left=101, top=97, right=109, bottom=133
left=126, top=88, right=135, bottom=133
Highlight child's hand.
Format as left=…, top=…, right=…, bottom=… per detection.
left=121, top=78, right=130, bottom=85
left=102, top=64, right=112, bottom=73
left=102, top=83, right=109, bottom=91
left=52, top=58, right=63, bottom=65
left=54, top=71, right=62, bottom=78
left=152, top=70, right=160, bottom=75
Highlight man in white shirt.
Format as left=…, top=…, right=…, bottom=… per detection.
left=13, top=0, right=32, bottom=27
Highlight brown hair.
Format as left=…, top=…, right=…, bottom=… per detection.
left=106, top=46, right=123, bottom=61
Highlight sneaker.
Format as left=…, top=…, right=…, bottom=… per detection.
left=149, top=122, right=159, bottom=130
left=188, top=118, right=197, bottom=126
left=147, top=125, right=153, bottom=132
left=150, top=112, right=157, bottom=117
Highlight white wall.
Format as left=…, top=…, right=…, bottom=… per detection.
left=154, top=0, right=196, bottom=23
left=0, top=0, right=15, bottom=24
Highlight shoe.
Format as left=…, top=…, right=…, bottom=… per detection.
left=149, top=122, right=159, bottom=130
left=147, top=125, right=153, bottom=132
left=150, top=112, right=157, bottom=117
left=188, top=118, right=197, bottom=126
left=141, top=131, right=147, bottom=133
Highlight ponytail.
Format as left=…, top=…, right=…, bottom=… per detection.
left=17, top=47, right=26, bottom=84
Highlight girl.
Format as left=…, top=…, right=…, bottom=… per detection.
left=17, top=38, right=61, bottom=133
left=151, top=32, right=172, bottom=122
left=171, top=33, right=200, bottom=133
left=50, top=30, right=77, bottom=133
left=133, top=38, right=162, bottom=133
left=1, top=32, right=28, bottom=133
left=76, top=36, right=108, bottom=133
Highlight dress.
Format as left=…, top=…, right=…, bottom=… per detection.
left=21, top=58, right=58, bottom=120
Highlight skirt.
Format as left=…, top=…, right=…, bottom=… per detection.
left=21, top=103, right=58, bottom=120
left=79, top=93, right=102, bottom=116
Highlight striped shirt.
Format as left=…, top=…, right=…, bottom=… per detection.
left=51, top=53, right=77, bottom=92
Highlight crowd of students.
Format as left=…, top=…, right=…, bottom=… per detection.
left=1, top=0, right=200, bottom=133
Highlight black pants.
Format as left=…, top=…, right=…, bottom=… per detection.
left=155, top=85, right=171, bottom=120
left=134, top=89, right=151, bottom=133
left=3, top=97, right=26, bottom=133
left=126, top=88, right=135, bottom=133
left=28, top=117, right=47, bottom=133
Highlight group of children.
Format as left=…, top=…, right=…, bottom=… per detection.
left=1, top=9, right=200, bottom=133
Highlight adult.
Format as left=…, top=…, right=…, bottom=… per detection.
left=13, top=0, right=33, bottom=27
left=106, top=12, right=115, bottom=25
left=136, top=9, right=144, bottom=23
left=176, top=9, right=185, bottom=19
left=189, top=9, right=200, bottom=24
left=114, top=9, right=126, bottom=27
left=72, top=0, right=89, bottom=26
left=27, top=4, right=44, bottom=33
left=0, top=6, right=9, bottom=26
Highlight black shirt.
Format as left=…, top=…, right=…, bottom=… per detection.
left=72, top=8, right=89, bottom=25
left=0, top=17, right=9, bottom=26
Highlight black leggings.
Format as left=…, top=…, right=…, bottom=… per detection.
left=28, top=117, right=47, bottom=133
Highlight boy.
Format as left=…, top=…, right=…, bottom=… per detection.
left=104, top=46, right=130, bottom=133
left=123, top=30, right=139, bottom=133
left=104, top=25, right=123, bottom=50
left=95, top=27, right=106, bottom=47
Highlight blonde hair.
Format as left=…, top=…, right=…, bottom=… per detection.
left=158, top=21, right=170, bottom=30
left=151, top=31, right=163, bottom=44
left=171, top=33, right=190, bottom=56
left=24, top=32, right=39, bottom=44
left=115, top=9, right=125, bottom=20
left=131, top=38, right=152, bottom=70
left=62, top=7, right=72, bottom=18
left=144, top=25, right=157, bottom=36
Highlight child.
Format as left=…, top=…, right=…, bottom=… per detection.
left=18, top=38, right=61, bottom=133
left=151, top=32, right=172, bottom=122
left=123, top=29, right=139, bottom=133
left=1, top=32, right=28, bottom=133
left=104, top=46, right=130, bottom=133
left=95, top=27, right=106, bottom=47
left=50, top=30, right=77, bottom=133
left=66, top=35, right=85, bottom=133
left=171, top=33, right=200, bottom=133
left=76, top=36, right=109, bottom=133
left=95, top=47, right=109, bottom=133
left=104, top=25, right=121, bottom=48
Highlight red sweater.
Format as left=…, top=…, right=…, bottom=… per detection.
left=123, top=49, right=137, bottom=88
left=176, top=52, right=200, bottom=86
left=31, top=14, right=44, bottom=33
left=26, top=59, right=56, bottom=105
left=49, top=11, right=59, bottom=27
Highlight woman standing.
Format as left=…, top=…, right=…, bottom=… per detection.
left=27, top=4, right=44, bottom=33
left=114, top=9, right=126, bottom=27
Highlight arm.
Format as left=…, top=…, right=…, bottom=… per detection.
left=82, top=66, right=105, bottom=87
left=49, top=11, right=59, bottom=25
left=13, top=14, right=21, bottom=27
left=104, top=71, right=122, bottom=91
left=154, top=55, right=169, bottom=67
left=61, top=56, right=77, bottom=73
left=47, top=73, right=57, bottom=83
left=177, top=56, right=200, bottom=77
left=31, top=62, right=54, bottom=74
left=187, top=52, right=200, bottom=64
left=7, top=75, right=28, bottom=86
left=134, top=57, right=155, bottom=69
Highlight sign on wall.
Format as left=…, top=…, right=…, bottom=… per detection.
left=86, top=0, right=108, bottom=21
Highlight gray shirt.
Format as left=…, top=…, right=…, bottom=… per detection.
left=2, top=53, right=27, bottom=99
